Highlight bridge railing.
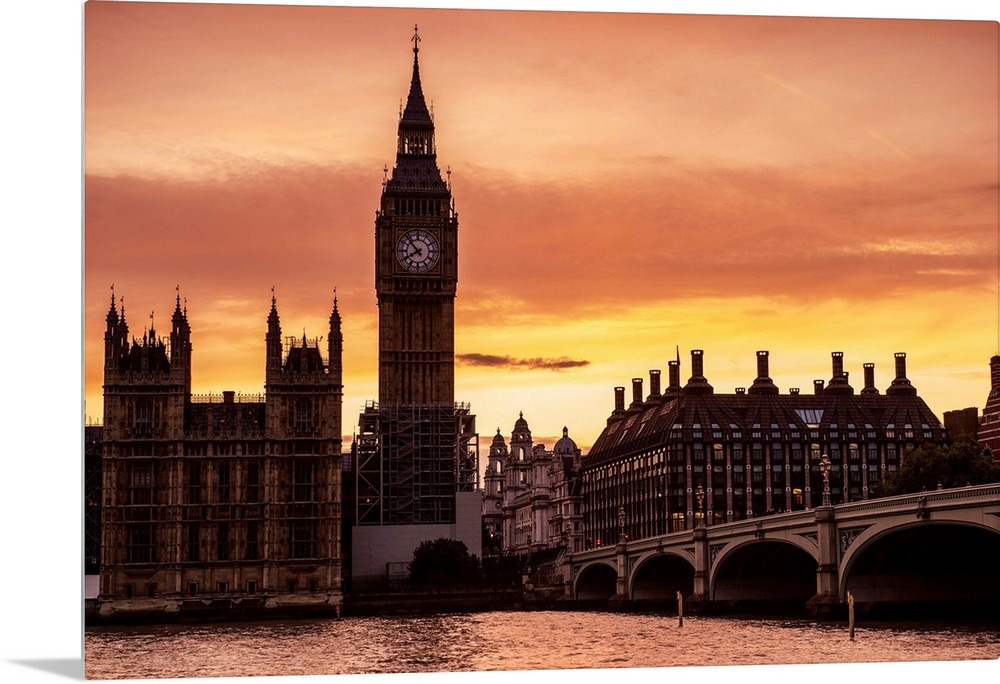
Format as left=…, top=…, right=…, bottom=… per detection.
left=833, top=482, right=1000, bottom=517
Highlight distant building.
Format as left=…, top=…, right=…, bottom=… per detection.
left=582, top=350, right=949, bottom=547
left=944, top=407, right=979, bottom=440
left=482, top=416, right=584, bottom=561
left=978, top=355, right=1000, bottom=462
left=97, top=290, right=343, bottom=619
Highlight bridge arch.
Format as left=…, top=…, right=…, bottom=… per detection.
left=840, top=519, right=1000, bottom=615
left=710, top=538, right=818, bottom=610
left=629, top=551, right=695, bottom=602
left=574, top=561, right=618, bottom=601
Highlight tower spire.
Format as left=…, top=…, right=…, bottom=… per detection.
left=400, top=25, right=432, bottom=129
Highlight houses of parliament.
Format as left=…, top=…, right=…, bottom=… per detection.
left=96, top=289, right=345, bottom=616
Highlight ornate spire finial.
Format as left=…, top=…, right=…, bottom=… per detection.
left=333, top=287, right=338, bottom=310
left=271, top=285, right=276, bottom=307
left=412, top=24, right=420, bottom=55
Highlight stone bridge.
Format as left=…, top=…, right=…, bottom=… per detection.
left=560, top=484, right=1000, bottom=616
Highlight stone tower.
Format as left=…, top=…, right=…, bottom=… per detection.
left=375, top=25, right=458, bottom=407
left=350, top=27, right=479, bottom=582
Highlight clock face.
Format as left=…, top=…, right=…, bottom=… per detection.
left=396, top=229, right=440, bottom=273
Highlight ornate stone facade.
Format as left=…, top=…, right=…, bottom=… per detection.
left=350, top=28, right=479, bottom=583
left=98, top=290, right=343, bottom=619
left=482, top=415, right=584, bottom=560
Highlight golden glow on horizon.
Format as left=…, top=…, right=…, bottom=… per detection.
left=83, top=4, right=999, bottom=450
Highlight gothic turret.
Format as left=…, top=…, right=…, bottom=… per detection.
left=169, top=287, right=192, bottom=391
left=265, top=290, right=282, bottom=376
left=328, top=291, right=343, bottom=382
left=103, top=286, right=128, bottom=368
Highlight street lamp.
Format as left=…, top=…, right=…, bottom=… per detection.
left=818, top=454, right=832, bottom=507
left=696, top=484, right=705, bottom=528
left=618, top=505, right=626, bottom=543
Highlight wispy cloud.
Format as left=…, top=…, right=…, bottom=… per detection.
left=457, top=353, right=590, bottom=371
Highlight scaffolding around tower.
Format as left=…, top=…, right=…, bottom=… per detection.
left=354, top=401, right=479, bottom=527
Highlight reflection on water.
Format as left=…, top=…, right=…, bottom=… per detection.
left=84, top=611, right=1000, bottom=680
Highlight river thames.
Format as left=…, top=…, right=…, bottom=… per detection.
left=83, top=610, right=1000, bottom=680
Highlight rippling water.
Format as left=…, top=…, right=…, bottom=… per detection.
left=84, top=611, right=1000, bottom=680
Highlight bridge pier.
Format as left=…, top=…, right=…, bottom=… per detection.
left=805, top=505, right=842, bottom=618
left=608, top=540, right=631, bottom=609
left=686, top=526, right=712, bottom=613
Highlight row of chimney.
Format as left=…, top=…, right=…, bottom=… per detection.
left=611, top=350, right=916, bottom=418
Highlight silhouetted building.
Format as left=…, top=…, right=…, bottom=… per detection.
left=482, top=416, right=584, bottom=560
left=350, top=28, right=479, bottom=585
left=97, top=290, right=343, bottom=619
left=978, top=355, right=1000, bottom=462
left=85, top=424, right=103, bottom=576
left=582, top=350, right=949, bottom=547
left=944, top=407, right=980, bottom=441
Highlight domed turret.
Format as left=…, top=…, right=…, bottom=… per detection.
left=553, top=426, right=578, bottom=455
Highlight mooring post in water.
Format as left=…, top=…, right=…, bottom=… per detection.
left=677, top=591, right=684, bottom=627
left=847, top=592, right=855, bottom=640
left=336, top=605, right=342, bottom=621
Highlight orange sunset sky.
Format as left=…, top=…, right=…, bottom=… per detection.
left=82, top=1, right=998, bottom=452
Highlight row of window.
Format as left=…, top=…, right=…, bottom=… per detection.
left=121, top=577, right=322, bottom=598
left=586, top=441, right=905, bottom=481
left=125, top=520, right=320, bottom=564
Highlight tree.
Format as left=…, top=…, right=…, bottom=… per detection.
left=870, top=436, right=1000, bottom=497
left=408, top=538, right=483, bottom=587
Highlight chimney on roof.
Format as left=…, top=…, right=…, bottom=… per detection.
left=886, top=352, right=917, bottom=396
left=648, top=369, right=662, bottom=402
left=814, top=379, right=825, bottom=395
left=735, top=387, right=746, bottom=395
left=790, top=387, right=800, bottom=395
left=683, top=349, right=714, bottom=395
left=861, top=362, right=879, bottom=395
left=749, top=350, right=778, bottom=395
left=666, top=359, right=682, bottom=395
left=609, top=386, right=627, bottom=426
left=826, top=351, right=854, bottom=395
left=630, top=378, right=644, bottom=408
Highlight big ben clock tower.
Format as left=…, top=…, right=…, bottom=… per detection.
left=351, top=28, right=479, bottom=583
left=375, top=25, right=457, bottom=407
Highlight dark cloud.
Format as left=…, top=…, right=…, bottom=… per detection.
left=457, top=353, right=590, bottom=371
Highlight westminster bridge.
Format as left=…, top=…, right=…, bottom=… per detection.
left=559, top=484, right=1000, bottom=616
